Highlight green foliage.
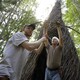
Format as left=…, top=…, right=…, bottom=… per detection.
left=63, top=0, right=80, bottom=57
left=0, top=0, right=19, bottom=11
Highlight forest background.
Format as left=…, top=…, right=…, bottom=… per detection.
left=0, top=0, right=80, bottom=59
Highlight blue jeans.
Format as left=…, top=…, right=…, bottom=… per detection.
left=45, top=68, right=61, bottom=80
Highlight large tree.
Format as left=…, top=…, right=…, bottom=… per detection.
left=20, top=0, right=80, bottom=80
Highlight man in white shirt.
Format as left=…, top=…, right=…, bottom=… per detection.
left=0, top=24, right=46, bottom=80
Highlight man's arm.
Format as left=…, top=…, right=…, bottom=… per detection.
left=43, top=20, right=49, bottom=36
left=34, top=42, right=44, bottom=54
left=21, top=37, right=46, bottom=51
left=42, top=20, right=50, bottom=47
left=56, top=21, right=63, bottom=47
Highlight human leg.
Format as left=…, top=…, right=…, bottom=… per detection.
left=52, top=73, right=61, bottom=80
left=45, top=68, right=51, bottom=80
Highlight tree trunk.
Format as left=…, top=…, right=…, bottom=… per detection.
left=20, top=0, right=80, bottom=80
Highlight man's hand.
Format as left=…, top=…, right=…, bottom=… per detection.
left=40, top=36, right=47, bottom=42
left=56, top=21, right=61, bottom=27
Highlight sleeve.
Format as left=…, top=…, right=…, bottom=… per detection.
left=12, top=32, right=28, bottom=46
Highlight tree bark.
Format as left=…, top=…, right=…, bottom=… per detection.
left=20, top=0, right=80, bottom=80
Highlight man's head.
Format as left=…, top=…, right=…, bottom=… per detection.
left=24, top=24, right=36, bottom=30
left=52, top=36, right=59, bottom=47
left=22, top=23, right=36, bottom=37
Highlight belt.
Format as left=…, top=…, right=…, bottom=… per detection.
left=47, top=67, right=59, bottom=71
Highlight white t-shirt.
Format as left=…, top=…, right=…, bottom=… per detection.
left=0, top=32, right=31, bottom=80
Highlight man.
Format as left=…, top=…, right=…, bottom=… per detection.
left=44, top=21, right=63, bottom=80
left=0, top=23, right=46, bottom=80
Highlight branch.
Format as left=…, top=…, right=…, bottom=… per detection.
left=67, top=26, right=80, bottom=34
